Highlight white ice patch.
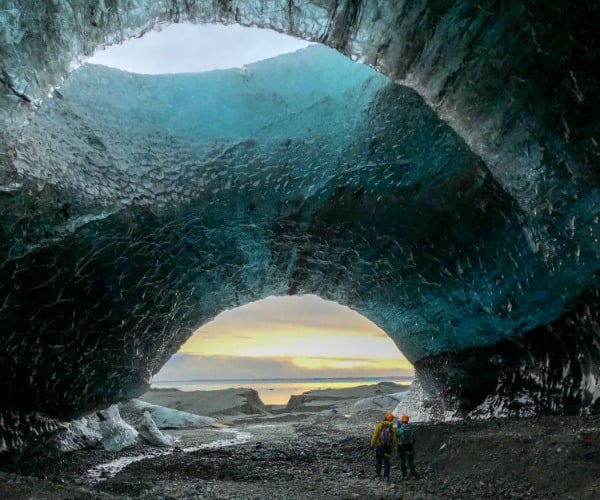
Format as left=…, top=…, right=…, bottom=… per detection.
left=56, top=405, right=139, bottom=453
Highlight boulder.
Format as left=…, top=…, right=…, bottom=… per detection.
left=286, top=382, right=409, bottom=413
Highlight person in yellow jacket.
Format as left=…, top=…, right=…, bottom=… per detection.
left=369, top=412, right=397, bottom=482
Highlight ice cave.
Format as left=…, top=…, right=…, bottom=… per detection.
left=0, top=1, right=599, bottom=456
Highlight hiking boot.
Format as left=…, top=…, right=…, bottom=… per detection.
left=384, top=476, right=391, bottom=483
left=373, top=474, right=381, bottom=480
left=410, top=472, right=420, bottom=480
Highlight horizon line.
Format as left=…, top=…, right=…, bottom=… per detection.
left=152, top=375, right=415, bottom=384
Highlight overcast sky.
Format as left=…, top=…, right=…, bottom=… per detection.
left=87, top=23, right=312, bottom=74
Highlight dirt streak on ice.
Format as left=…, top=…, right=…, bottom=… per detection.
left=86, top=428, right=253, bottom=482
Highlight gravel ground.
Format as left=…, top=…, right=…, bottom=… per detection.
left=1, top=411, right=599, bottom=499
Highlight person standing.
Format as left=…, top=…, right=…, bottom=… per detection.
left=397, top=414, right=420, bottom=479
left=370, top=412, right=397, bottom=482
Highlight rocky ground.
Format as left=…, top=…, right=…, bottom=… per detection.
left=1, top=410, right=599, bottom=499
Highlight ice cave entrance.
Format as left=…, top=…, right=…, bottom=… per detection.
left=152, top=295, right=414, bottom=405
left=80, top=23, right=414, bottom=405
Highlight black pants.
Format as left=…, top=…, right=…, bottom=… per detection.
left=375, top=445, right=392, bottom=478
left=398, top=443, right=416, bottom=477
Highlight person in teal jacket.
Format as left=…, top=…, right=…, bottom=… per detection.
left=396, top=414, right=420, bottom=479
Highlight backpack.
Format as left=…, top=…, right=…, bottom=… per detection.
left=378, top=423, right=393, bottom=446
left=399, top=424, right=415, bottom=445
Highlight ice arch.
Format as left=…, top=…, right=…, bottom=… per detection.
left=0, top=1, right=599, bottom=456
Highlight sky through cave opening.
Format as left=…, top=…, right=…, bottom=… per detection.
left=152, top=295, right=414, bottom=405
left=86, top=22, right=313, bottom=74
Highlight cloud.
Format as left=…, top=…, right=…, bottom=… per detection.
left=178, top=294, right=409, bottom=362
left=153, top=353, right=305, bottom=381
left=291, top=356, right=413, bottom=371
left=153, top=353, right=414, bottom=382
left=202, top=294, right=385, bottom=335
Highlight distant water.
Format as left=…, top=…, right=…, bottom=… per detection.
left=151, top=377, right=414, bottom=405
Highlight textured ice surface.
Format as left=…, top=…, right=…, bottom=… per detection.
left=14, top=45, right=385, bottom=203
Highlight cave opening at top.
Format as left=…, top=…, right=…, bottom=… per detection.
left=85, top=23, right=313, bottom=74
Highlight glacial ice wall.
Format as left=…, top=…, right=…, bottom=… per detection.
left=0, top=0, right=599, bottom=456
left=11, top=46, right=588, bottom=360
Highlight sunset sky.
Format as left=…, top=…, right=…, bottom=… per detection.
left=154, top=295, right=413, bottom=381
left=88, top=24, right=412, bottom=382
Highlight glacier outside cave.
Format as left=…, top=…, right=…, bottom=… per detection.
left=0, top=1, right=599, bottom=457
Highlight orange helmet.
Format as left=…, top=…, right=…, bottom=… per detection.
left=385, top=412, right=394, bottom=421
left=401, top=414, right=409, bottom=423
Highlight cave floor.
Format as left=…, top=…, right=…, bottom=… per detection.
left=1, top=412, right=599, bottom=499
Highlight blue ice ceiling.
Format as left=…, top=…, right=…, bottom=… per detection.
left=13, top=44, right=574, bottom=359
left=0, top=1, right=599, bottom=456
